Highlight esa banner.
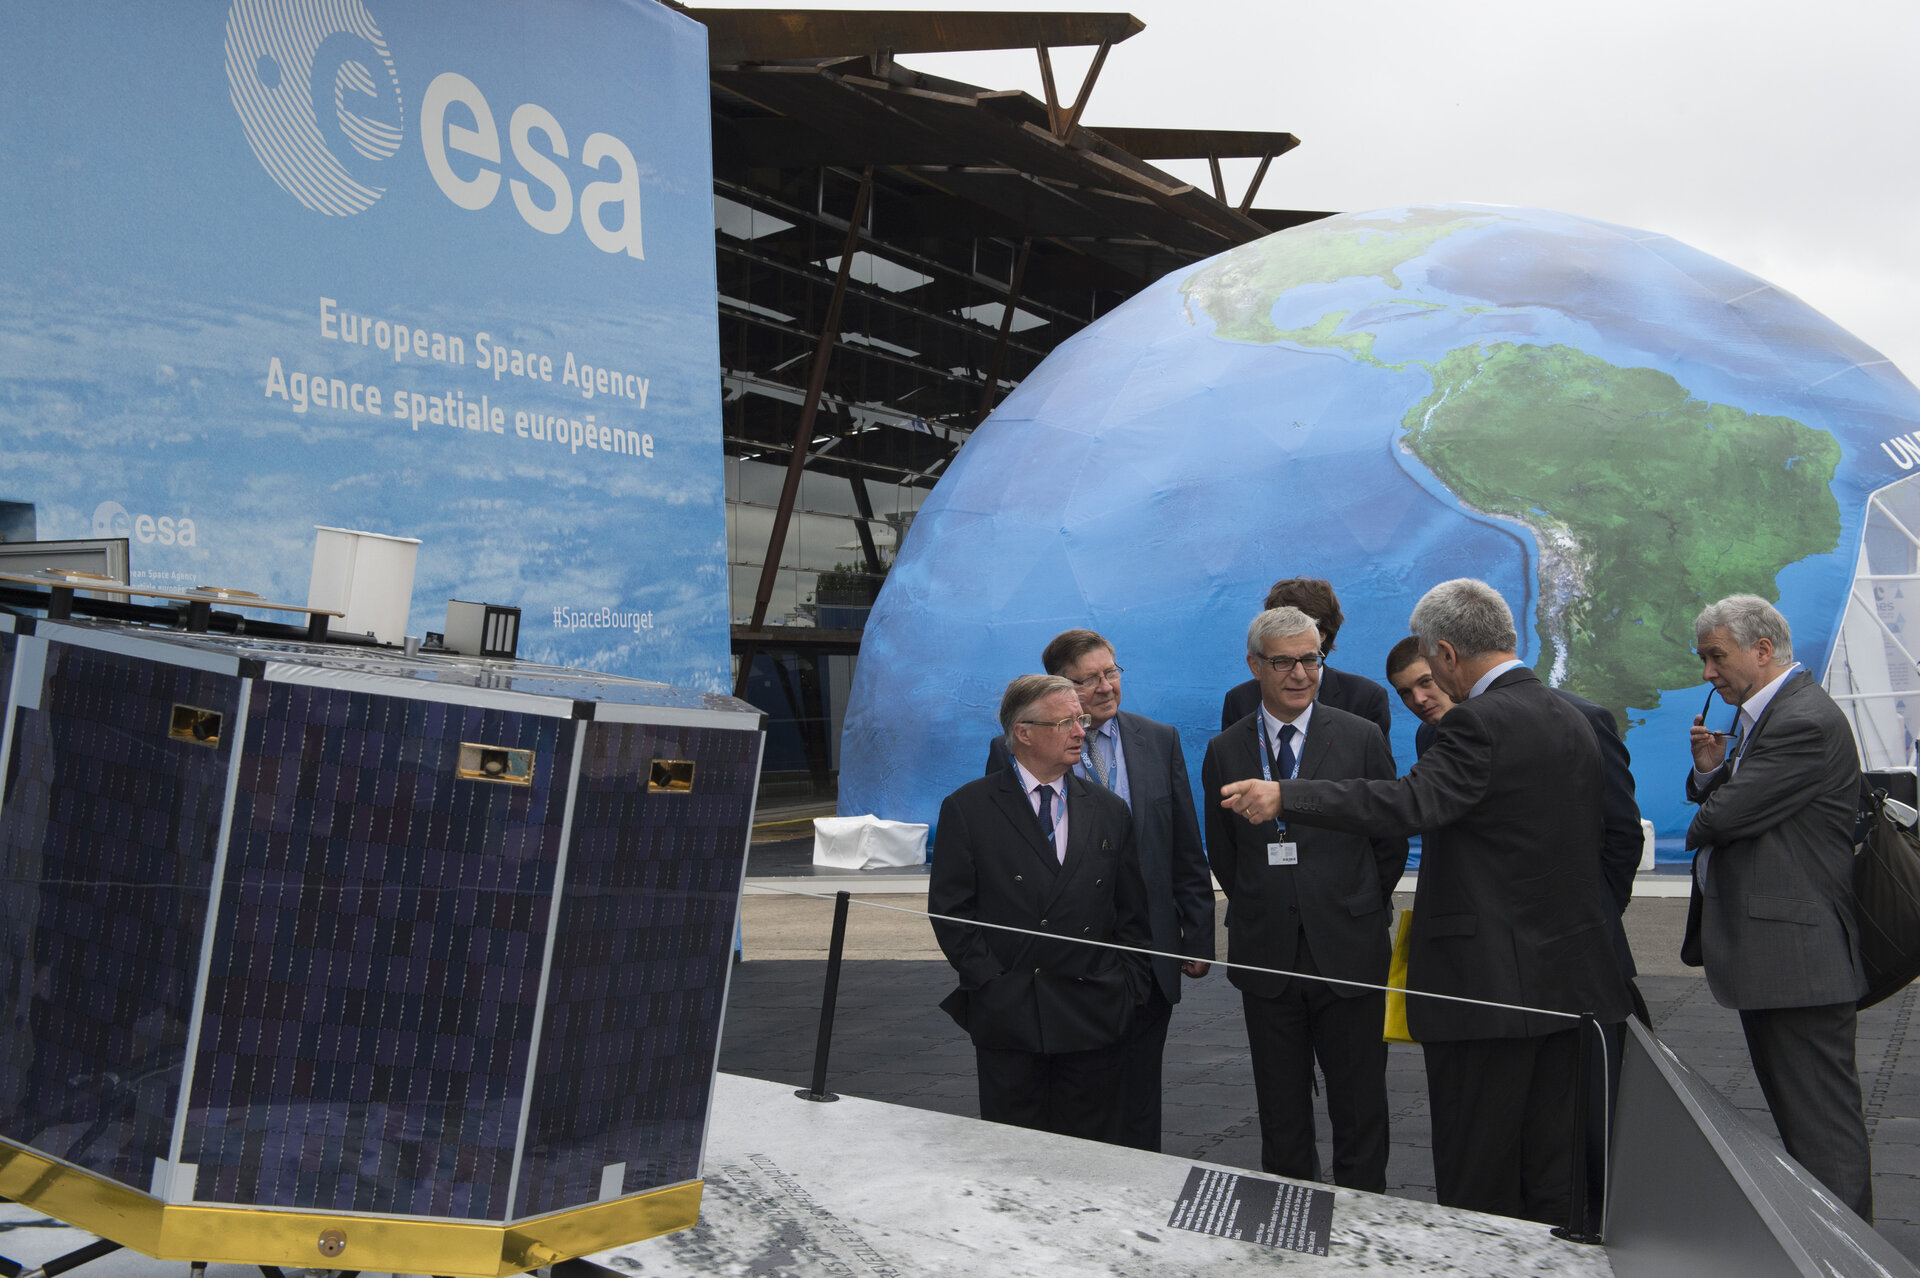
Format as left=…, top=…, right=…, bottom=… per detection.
left=0, top=0, right=728, bottom=690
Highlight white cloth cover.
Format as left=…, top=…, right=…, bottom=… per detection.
left=811, top=815, right=928, bottom=869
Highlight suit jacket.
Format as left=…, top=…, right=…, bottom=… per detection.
left=1278, top=667, right=1632, bottom=1040
left=1682, top=670, right=1865, bottom=1010
left=986, top=711, right=1215, bottom=1003
left=929, top=769, right=1153, bottom=1055
left=1557, top=690, right=1643, bottom=984
left=1222, top=665, right=1395, bottom=746
left=1202, top=705, right=1407, bottom=999
left=1413, top=689, right=1641, bottom=983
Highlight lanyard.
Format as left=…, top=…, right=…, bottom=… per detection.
left=1256, top=717, right=1302, bottom=782
left=1255, top=716, right=1299, bottom=837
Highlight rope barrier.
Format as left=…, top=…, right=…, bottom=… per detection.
left=747, top=878, right=1617, bottom=1236
left=748, top=879, right=1584, bottom=1022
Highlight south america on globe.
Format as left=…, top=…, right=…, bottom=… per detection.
left=840, top=205, right=1920, bottom=844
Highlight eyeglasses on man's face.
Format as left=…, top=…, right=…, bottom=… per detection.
left=1022, top=713, right=1094, bottom=732
left=1256, top=652, right=1323, bottom=675
left=1068, top=665, right=1123, bottom=692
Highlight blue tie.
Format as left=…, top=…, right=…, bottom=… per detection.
left=1036, top=782, right=1056, bottom=845
left=1276, top=723, right=1298, bottom=780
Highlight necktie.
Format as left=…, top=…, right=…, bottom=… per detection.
left=1731, top=718, right=1754, bottom=773
left=1085, top=730, right=1111, bottom=789
left=1036, top=782, right=1057, bottom=850
left=1276, top=723, right=1298, bottom=780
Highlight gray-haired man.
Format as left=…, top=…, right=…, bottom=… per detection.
left=931, top=675, right=1154, bottom=1142
left=1219, top=579, right=1630, bottom=1224
left=1687, top=594, right=1872, bottom=1219
left=1203, top=607, right=1405, bottom=1190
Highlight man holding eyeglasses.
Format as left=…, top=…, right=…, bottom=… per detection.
left=934, top=674, right=1154, bottom=1142
left=1685, top=595, right=1871, bottom=1219
left=1201, top=606, right=1406, bottom=1190
left=986, top=629, right=1215, bottom=1151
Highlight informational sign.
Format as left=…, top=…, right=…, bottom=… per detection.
left=1167, top=1166, right=1334, bottom=1255
left=0, top=0, right=729, bottom=690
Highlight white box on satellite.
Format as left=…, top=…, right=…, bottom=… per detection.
left=307, top=525, right=420, bottom=645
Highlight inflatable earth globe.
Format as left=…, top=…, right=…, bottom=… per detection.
left=839, top=204, right=1920, bottom=847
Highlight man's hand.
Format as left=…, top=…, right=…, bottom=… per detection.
left=1220, top=778, right=1282, bottom=824
left=1690, top=714, right=1729, bottom=772
left=1181, top=959, right=1211, bottom=978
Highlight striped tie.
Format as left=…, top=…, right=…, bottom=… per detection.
left=1085, top=730, right=1111, bottom=789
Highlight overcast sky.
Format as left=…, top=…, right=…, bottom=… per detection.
left=700, top=0, right=1920, bottom=383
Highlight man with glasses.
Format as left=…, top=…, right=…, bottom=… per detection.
left=934, top=674, right=1154, bottom=1142
left=985, top=630, right=1215, bottom=1151
left=1221, top=578, right=1394, bottom=744
left=1202, top=607, right=1406, bottom=1190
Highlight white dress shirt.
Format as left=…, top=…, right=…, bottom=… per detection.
left=1469, top=657, right=1527, bottom=699
left=1258, top=701, right=1314, bottom=777
left=1012, top=757, right=1069, bottom=861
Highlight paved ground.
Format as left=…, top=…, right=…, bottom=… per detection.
left=728, top=883, right=1920, bottom=1262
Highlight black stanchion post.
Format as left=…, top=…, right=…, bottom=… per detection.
left=1552, top=1012, right=1603, bottom=1245
left=797, top=889, right=851, bottom=1103
left=18, top=1239, right=122, bottom=1278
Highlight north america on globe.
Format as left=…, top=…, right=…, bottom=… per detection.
left=1180, top=209, right=1843, bottom=727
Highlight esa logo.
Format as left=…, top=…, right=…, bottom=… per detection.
left=91, top=501, right=198, bottom=548
left=223, top=0, right=644, bottom=257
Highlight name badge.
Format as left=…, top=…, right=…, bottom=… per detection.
left=1267, top=842, right=1298, bottom=866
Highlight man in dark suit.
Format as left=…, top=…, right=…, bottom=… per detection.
left=1220, top=578, right=1394, bottom=743
left=1204, top=607, right=1406, bottom=1189
left=1686, top=594, right=1871, bottom=1219
left=985, top=629, right=1215, bottom=1151
left=934, top=674, right=1153, bottom=1142
left=1388, top=635, right=1645, bottom=1012
left=1389, top=633, right=1646, bottom=1220
left=1220, top=579, right=1631, bottom=1223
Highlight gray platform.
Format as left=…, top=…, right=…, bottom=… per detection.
left=0, top=1074, right=1608, bottom=1278
left=714, top=949, right=1920, bottom=1263
left=588, top=1073, right=1611, bottom=1277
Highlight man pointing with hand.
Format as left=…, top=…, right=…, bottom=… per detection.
left=1220, top=578, right=1628, bottom=1224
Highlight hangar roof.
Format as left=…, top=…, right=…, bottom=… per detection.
left=678, top=5, right=1330, bottom=493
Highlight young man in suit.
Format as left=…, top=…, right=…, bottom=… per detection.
left=1203, top=607, right=1406, bottom=1190
left=934, top=675, right=1153, bottom=1142
left=1687, top=594, right=1872, bottom=1219
left=985, top=630, right=1215, bottom=1151
left=1219, top=579, right=1631, bottom=1224
left=1386, top=635, right=1453, bottom=757
left=1220, top=578, right=1394, bottom=744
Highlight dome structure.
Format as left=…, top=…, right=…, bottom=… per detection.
left=839, top=204, right=1920, bottom=843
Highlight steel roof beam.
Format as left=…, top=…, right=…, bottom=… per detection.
left=687, top=8, right=1144, bottom=64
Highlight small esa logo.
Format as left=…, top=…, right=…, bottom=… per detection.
left=92, top=501, right=198, bottom=547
